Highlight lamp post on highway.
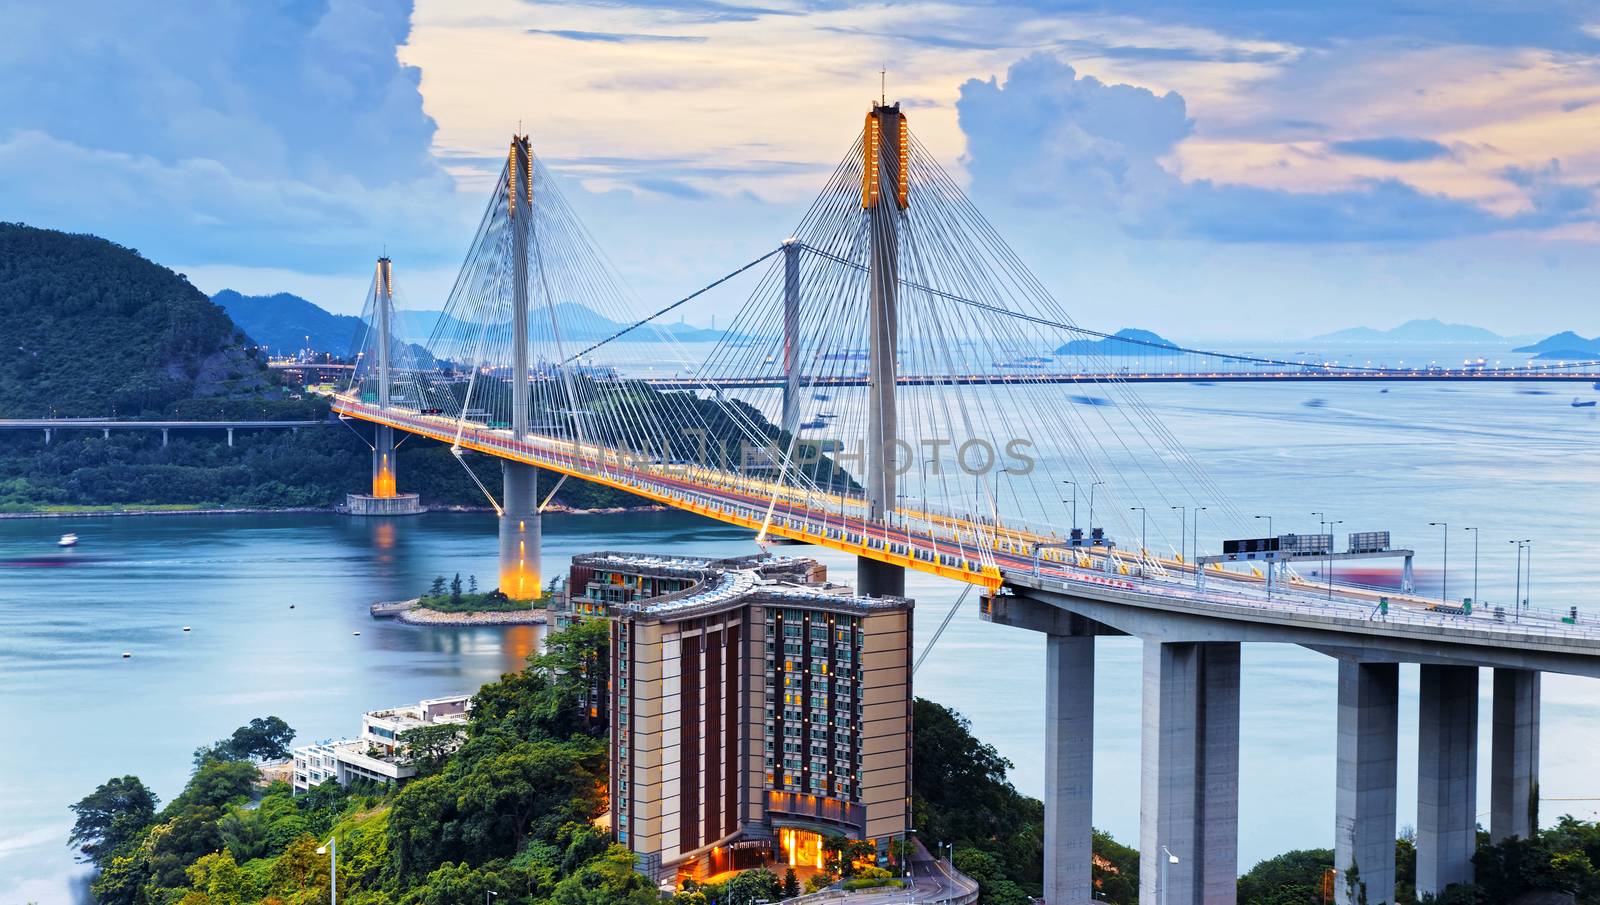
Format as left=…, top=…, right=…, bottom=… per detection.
left=1254, top=514, right=1273, bottom=538
left=1463, top=526, right=1479, bottom=607
left=1255, top=515, right=1274, bottom=584
left=1063, top=480, right=1078, bottom=532
left=1088, top=480, right=1106, bottom=535
left=315, top=836, right=337, bottom=905
left=1192, top=506, right=1207, bottom=586
left=1526, top=540, right=1534, bottom=611
left=1160, top=846, right=1180, bottom=905
left=1170, top=505, right=1186, bottom=565
left=1131, top=506, right=1148, bottom=559
left=1429, top=521, right=1449, bottom=606
left=1327, top=520, right=1344, bottom=599
left=1511, top=539, right=1529, bottom=620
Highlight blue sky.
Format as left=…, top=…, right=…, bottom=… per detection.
left=1, top=0, right=1598, bottom=338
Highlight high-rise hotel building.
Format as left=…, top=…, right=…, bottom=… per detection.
left=567, top=551, right=913, bottom=884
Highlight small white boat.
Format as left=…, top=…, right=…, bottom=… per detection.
left=58, top=533, right=79, bottom=548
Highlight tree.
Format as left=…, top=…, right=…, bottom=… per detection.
left=468, top=574, right=478, bottom=594
left=227, top=715, right=295, bottom=761
left=428, top=575, right=446, bottom=597
left=721, top=869, right=782, bottom=904
left=69, top=775, right=159, bottom=866
left=181, top=849, right=246, bottom=905
left=550, top=845, right=658, bottom=905
left=166, top=759, right=259, bottom=814
left=783, top=867, right=801, bottom=898
left=450, top=573, right=463, bottom=607
left=398, top=722, right=462, bottom=774
left=1237, top=848, right=1332, bottom=904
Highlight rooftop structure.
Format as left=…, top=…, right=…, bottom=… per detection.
left=290, top=693, right=470, bottom=794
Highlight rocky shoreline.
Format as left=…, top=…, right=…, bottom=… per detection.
left=370, top=598, right=549, bottom=627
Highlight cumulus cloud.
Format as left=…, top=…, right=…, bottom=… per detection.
left=0, top=0, right=464, bottom=273
left=957, top=54, right=1597, bottom=242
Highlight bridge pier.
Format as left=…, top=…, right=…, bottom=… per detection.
left=344, top=257, right=422, bottom=517
left=1333, top=660, right=1399, bottom=905
left=1044, top=634, right=1095, bottom=905
left=226, top=427, right=233, bottom=447
left=1139, top=640, right=1240, bottom=905
left=43, top=428, right=50, bottom=444
left=1416, top=664, right=1479, bottom=898
left=498, top=462, right=540, bottom=600
left=1491, top=668, right=1540, bottom=842
left=161, top=428, right=169, bottom=447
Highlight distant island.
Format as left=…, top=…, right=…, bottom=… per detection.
left=1310, top=318, right=1504, bottom=343
left=1055, top=328, right=1182, bottom=357
left=1513, top=330, right=1600, bottom=360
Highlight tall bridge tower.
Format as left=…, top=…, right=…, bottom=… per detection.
left=345, top=255, right=423, bottom=516
left=499, top=134, right=541, bottom=600
left=859, top=102, right=908, bottom=598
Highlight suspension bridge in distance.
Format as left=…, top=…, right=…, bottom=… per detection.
left=329, top=106, right=1600, bottom=905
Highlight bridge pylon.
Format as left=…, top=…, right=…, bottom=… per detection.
left=498, top=134, right=541, bottom=600
left=347, top=255, right=423, bottom=516
left=859, top=102, right=907, bottom=598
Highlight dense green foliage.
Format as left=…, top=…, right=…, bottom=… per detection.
left=1237, top=848, right=1333, bottom=904
left=912, top=698, right=1138, bottom=903
left=70, top=622, right=642, bottom=905
left=0, top=223, right=278, bottom=418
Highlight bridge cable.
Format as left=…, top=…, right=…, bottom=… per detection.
left=913, top=585, right=973, bottom=675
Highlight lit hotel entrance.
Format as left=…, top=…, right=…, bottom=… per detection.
left=780, top=828, right=825, bottom=871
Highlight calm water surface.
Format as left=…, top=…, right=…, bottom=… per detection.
left=5, top=381, right=1599, bottom=903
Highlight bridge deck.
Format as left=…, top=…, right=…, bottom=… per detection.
left=335, top=395, right=1598, bottom=656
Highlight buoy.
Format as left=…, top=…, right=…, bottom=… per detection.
left=182, top=626, right=191, bottom=632
left=121, top=652, right=131, bottom=658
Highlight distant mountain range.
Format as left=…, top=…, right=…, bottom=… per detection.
left=1512, top=331, right=1600, bottom=360
left=214, top=291, right=726, bottom=356
left=1310, top=318, right=1505, bottom=343
left=1055, top=328, right=1182, bottom=357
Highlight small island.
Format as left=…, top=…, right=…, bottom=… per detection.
left=371, top=573, right=549, bottom=626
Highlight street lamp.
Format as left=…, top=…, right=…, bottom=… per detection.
left=315, top=836, right=337, bottom=905
left=1429, top=521, right=1449, bottom=606
left=1253, top=514, right=1273, bottom=538
left=1087, top=481, right=1106, bottom=534
left=1170, top=505, right=1186, bottom=565
left=1463, top=527, right=1479, bottom=607
left=1526, top=540, right=1535, bottom=611
left=1063, top=480, right=1078, bottom=532
left=1192, top=506, right=1207, bottom=562
left=1130, top=507, right=1147, bottom=560
left=1511, top=539, right=1530, bottom=620
left=1327, top=520, right=1344, bottom=598
left=1161, top=846, right=1180, bottom=905
left=487, top=891, right=498, bottom=905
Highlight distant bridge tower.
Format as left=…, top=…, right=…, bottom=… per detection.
left=499, top=134, right=541, bottom=600
left=346, top=255, right=423, bottom=516
left=860, top=102, right=908, bottom=598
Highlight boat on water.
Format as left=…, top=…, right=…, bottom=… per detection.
left=58, top=533, right=79, bottom=548
left=1573, top=398, right=1597, bottom=408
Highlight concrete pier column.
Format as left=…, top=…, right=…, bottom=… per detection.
left=1044, top=635, right=1094, bottom=905
left=498, top=462, right=540, bottom=600
left=1417, top=664, right=1479, bottom=898
left=226, top=427, right=233, bottom=447
left=1139, top=641, right=1240, bottom=905
left=1491, top=668, right=1540, bottom=843
left=781, top=238, right=802, bottom=439
left=43, top=428, right=51, bottom=444
left=1333, top=661, right=1399, bottom=905
left=161, top=428, right=169, bottom=447
left=372, top=424, right=396, bottom=497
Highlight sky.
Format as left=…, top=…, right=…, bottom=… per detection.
left=2, top=0, right=1599, bottom=340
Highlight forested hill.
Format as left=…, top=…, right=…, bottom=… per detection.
left=214, top=289, right=365, bottom=357
left=0, top=223, right=278, bottom=417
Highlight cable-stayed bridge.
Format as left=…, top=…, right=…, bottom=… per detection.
left=329, top=109, right=1600, bottom=905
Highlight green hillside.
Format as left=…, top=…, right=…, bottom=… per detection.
left=0, top=223, right=280, bottom=418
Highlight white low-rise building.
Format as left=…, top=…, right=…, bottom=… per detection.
left=291, top=693, right=471, bottom=793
